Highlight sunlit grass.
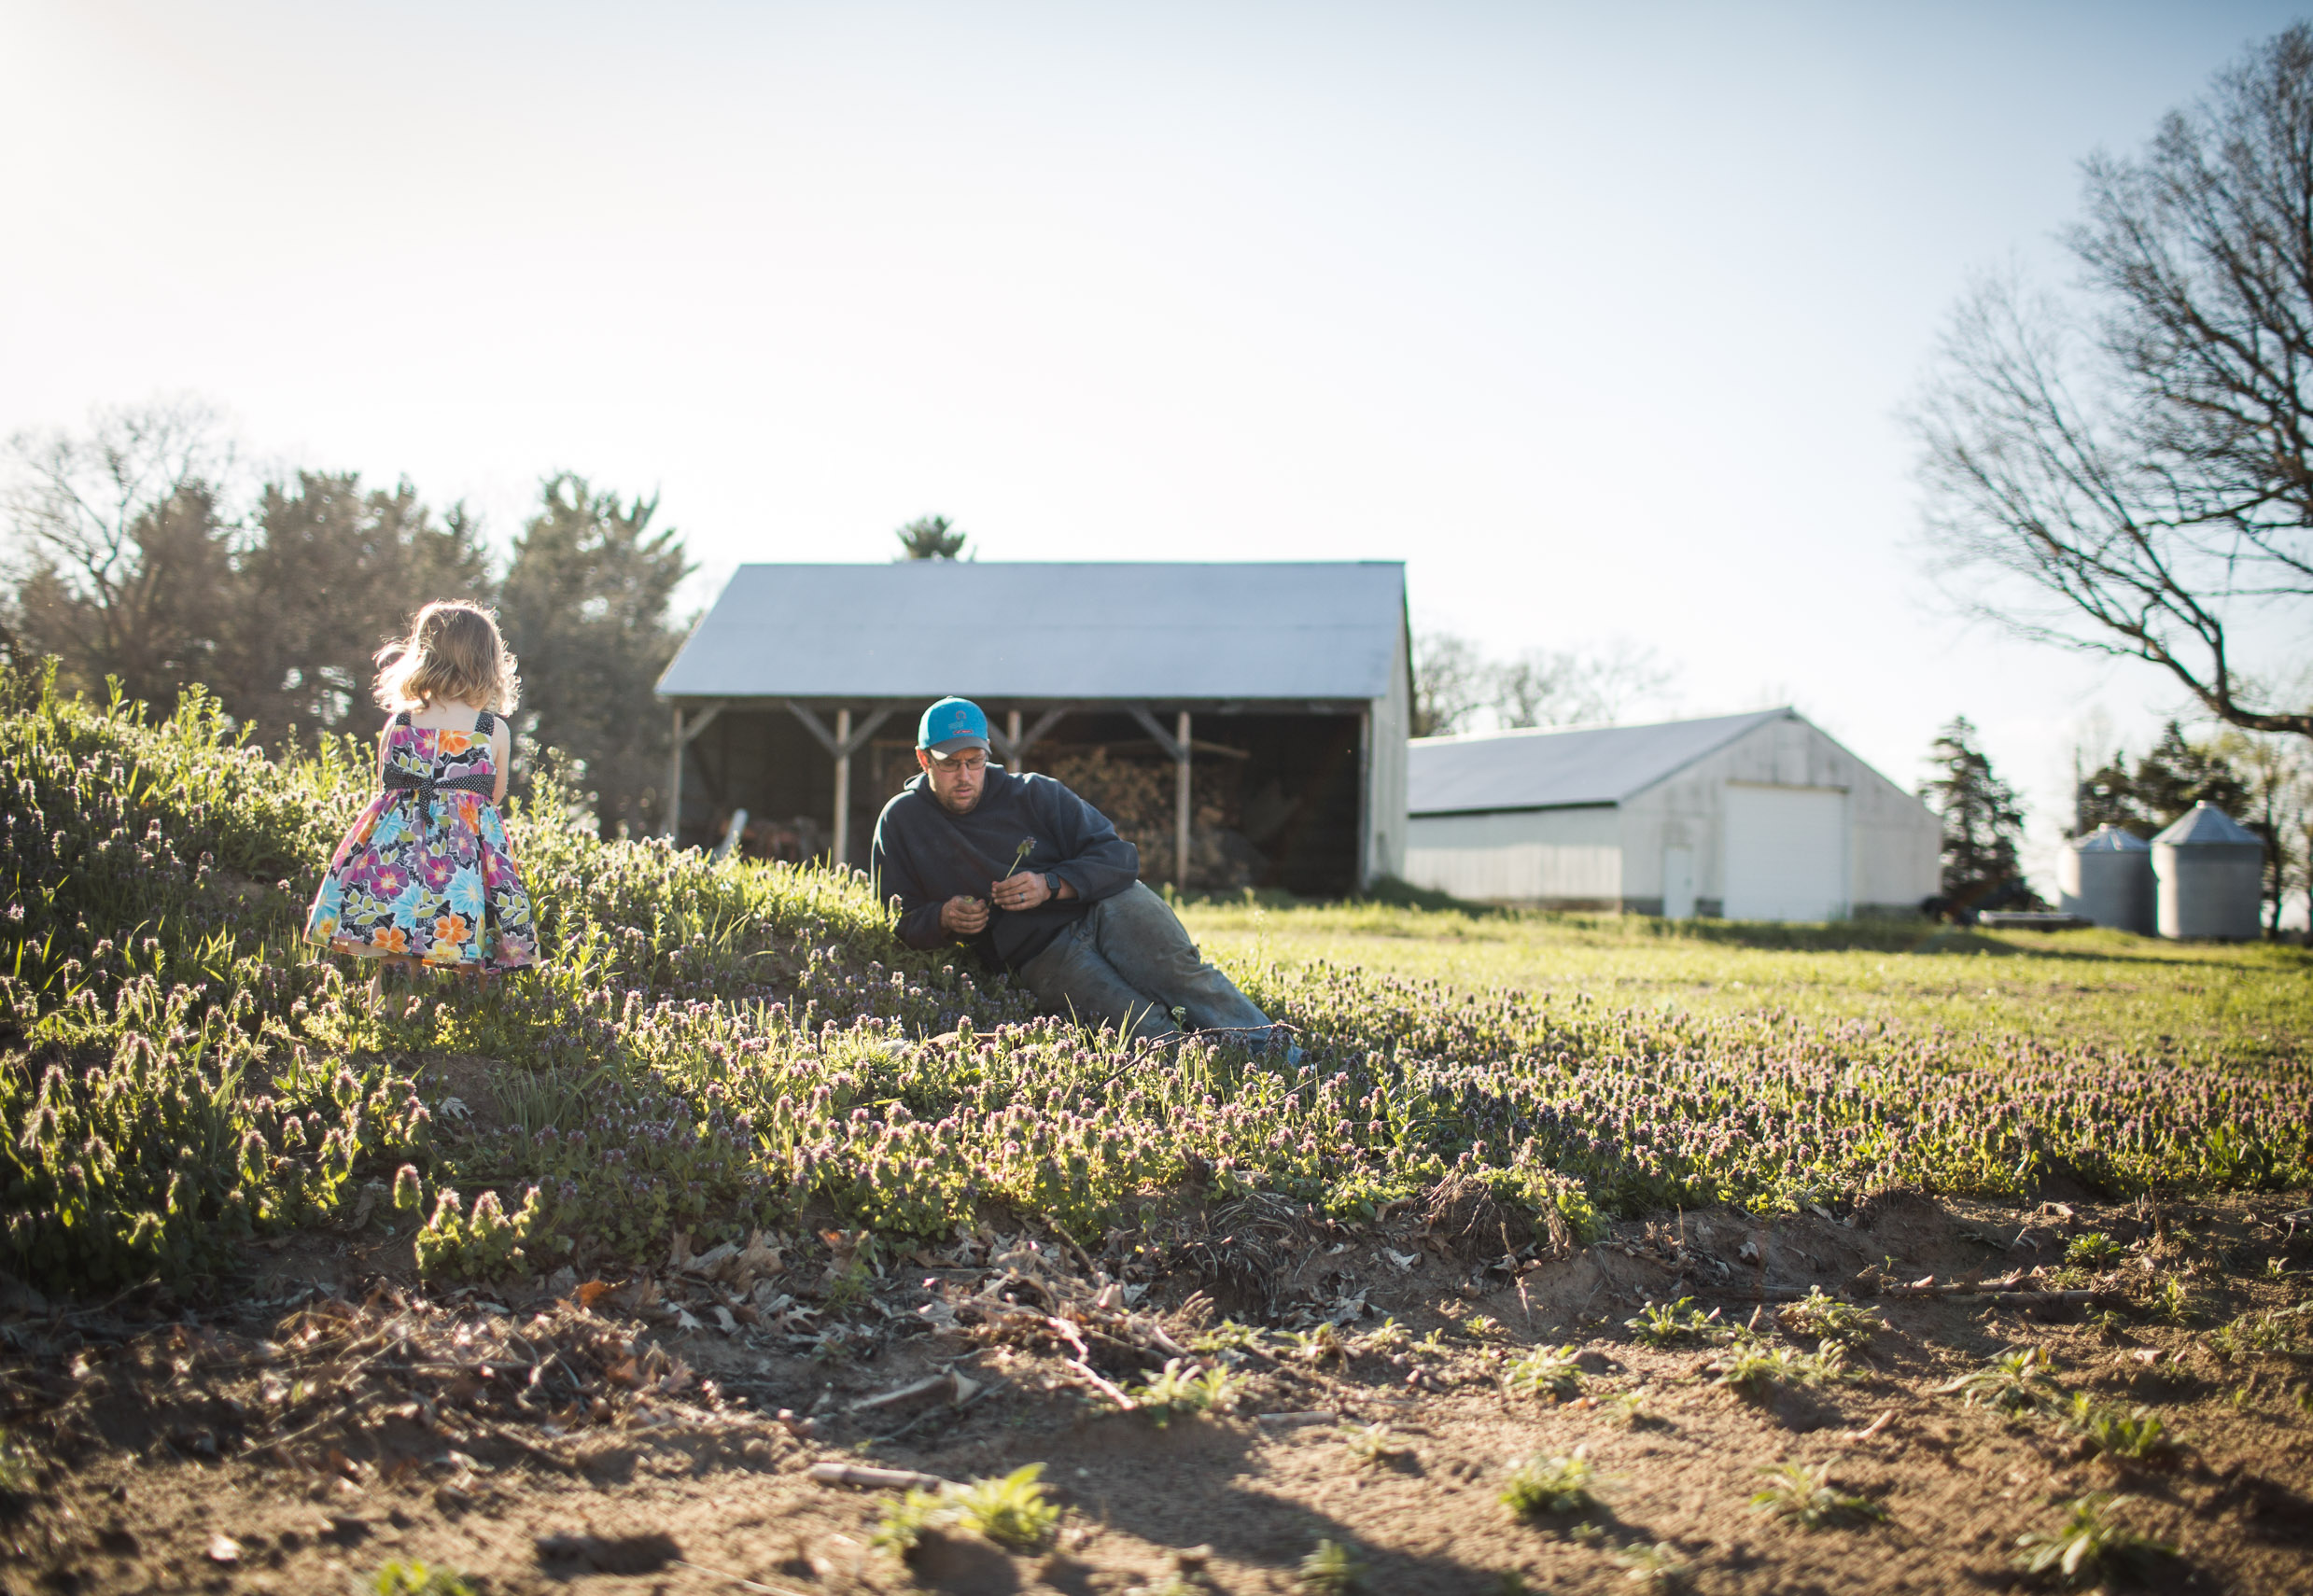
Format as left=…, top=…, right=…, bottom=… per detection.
left=7, top=670, right=2310, bottom=1300
left=1182, top=898, right=2313, bottom=1072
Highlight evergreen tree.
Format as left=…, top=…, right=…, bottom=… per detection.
left=893, top=514, right=969, bottom=560
left=222, top=472, right=493, bottom=745
left=1918, top=716, right=2040, bottom=918
left=2131, top=721, right=2250, bottom=827
left=2, top=401, right=238, bottom=710
left=8, top=484, right=238, bottom=710
left=2070, top=751, right=2144, bottom=837
left=499, top=474, right=693, bottom=836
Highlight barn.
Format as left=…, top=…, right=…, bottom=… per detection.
left=1404, top=708, right=1942, bottom=918
left=654, top=561, right=1412, bottom=897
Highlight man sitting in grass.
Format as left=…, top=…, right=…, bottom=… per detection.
left=872, top=696, right=1283, bottom=1047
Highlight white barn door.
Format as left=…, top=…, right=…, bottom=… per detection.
left=1722, top=785, right=1847, bottom=921
left=1661, top=847, right=1695, bottom=919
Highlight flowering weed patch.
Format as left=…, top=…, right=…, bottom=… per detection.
left=7, top=673, right=2313, bottom=1298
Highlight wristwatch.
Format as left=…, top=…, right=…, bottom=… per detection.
left=1044, top=873, right=1061, bottom=899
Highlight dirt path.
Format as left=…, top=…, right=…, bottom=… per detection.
left=3, top=1192, right=2308, bottom=1595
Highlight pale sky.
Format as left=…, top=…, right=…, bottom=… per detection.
left=5, top=1, right=2306, bottom=889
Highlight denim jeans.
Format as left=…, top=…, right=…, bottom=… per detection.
left=1015, top=881, right=1272, bottom=1042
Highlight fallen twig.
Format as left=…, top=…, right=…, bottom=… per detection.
left=1044, top=1314, right=1091, bottom=1360
left=870, top=1376, right=1011, bottom=1446
left=1885, top=1284, right=2119, bottom=1307
left=1838, top=1408, right=1896, bottom=1444
left=847, top=1373, right=952, bottom=1413
left=1064, top=1357, right=1137, bottom=1410
left=807, top=1461, right=953, bottom=1491
left=1142, top=1319, right=1188, bottom=1358
left=671, top=1558, right=816, bottom=1595
left=472, top=1419, right=581, bottom=1473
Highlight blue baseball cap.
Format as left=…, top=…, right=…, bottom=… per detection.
left=917, top=696, right=990, bottom=754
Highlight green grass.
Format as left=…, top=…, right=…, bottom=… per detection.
left=6, top=669, right=2311, bottom=1297
left=1297, top=1537, right=1367, bottom=1593
left=1500, top=1450, right=1601, bottom=1519
left=1503, top=1342, right=1584, bottom=1401
left=874, top=1463, right=1063, bottom=1555
left=1749, top=1463, right=1888, bottom=1531
left=2013, top=1492, right=2174, bottom=1587
left=1934, top=1346, right=2060, bottom=1414
left=373, top=1562, right=478, bottom=1596
left=1180, top=899, right=2313, bottom=1072
left=1132, top=1359, right=1241, bottom=1424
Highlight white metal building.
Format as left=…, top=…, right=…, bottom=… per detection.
left=656, top=562, right=1411, bottom=896
left=1405, top=708, right=1942, bottom=918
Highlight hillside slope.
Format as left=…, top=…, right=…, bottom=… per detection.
left=4, top=672, right=2311, bottom=1300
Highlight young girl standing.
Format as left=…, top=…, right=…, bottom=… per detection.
left=305, top=600, right=540, bottom=979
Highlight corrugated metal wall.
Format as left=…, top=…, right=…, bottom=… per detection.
left=1403, top=805, right=1622, bottom=906
left=1405, top=716, right=1942, bottom=917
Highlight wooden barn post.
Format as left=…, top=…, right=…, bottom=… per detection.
left=832, top=707, right=852, bottom=868
left=1175, top=709, right=1192, bottom=895
left=666, top=706, right=684, bottom=839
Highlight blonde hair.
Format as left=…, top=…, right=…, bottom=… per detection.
left=372, top=600, right=521, bottom=715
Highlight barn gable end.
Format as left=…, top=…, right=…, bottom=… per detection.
left=1407, top=710, right=1941, bottom=919
left=657, top=561, right=1410, bottom=897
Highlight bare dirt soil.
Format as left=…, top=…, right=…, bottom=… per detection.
left=3, top=1189, right=2309, bottom=1596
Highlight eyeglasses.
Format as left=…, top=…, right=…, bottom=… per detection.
left=930, top=751, right=988, bottom=773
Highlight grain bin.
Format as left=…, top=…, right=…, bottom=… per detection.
left=2058, top=824, right=2153, bottom=933
left=2152, top=803, right=2264, bottom=940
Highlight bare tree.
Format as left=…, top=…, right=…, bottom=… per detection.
left=1912, top=25, right=2313, bottom=742
left=1411, top=629, right=1491, bottom=736
left=1493, top=638, right=1675, bottom=728
left=2218, top=725, right=2312, bottom=933
left=2, top=399, right=238, bottom=706
left=1415, top=628, right=1679, bottom=735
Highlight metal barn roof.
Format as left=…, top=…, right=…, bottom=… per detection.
left=1409, top=708, right=1791, bottom=815
left=658, top=562, right=1408, bottom=702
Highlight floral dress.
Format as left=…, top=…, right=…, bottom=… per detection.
left=304, top=709, right=540, bottom=971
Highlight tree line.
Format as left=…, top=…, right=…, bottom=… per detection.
left=1905, top=21, right=2313, bottom=938
left=2073, top=720, right=2311, bottom=935
left=0, top=401, right=693, bottom=837
left=1411, top=629, right=1677, bottom=738
left=1918, top=714, right=2311, bottom=932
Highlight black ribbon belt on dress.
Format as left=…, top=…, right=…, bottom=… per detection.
left=383, top=768, right=496, bottom=833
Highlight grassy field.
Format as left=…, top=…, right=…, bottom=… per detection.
left=6, top=679, right=2313, bottom=1596
left=1182, top=898, right=2313, bottom=1073
left=5, top=671, right=2311, bottom=1302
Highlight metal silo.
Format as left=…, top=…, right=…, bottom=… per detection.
left=2152, top=803, right=2264, bottom=940
left=2058, top=824, right=2152, bottom=933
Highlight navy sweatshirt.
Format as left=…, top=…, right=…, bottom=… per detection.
left=870, top=766, right=1142, bottom=972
